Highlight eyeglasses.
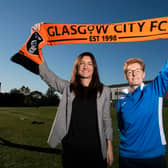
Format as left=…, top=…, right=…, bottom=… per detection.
left=126, top=68, right=143, bottom=76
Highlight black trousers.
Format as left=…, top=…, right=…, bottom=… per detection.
left=119, top=155, right=166, bottom=168
left=62, top=146, right=107, bottom=168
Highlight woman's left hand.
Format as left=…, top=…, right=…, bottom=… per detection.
left=106, top=140, right=114, bottom=167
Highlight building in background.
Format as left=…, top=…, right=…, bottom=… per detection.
left=109, top=80, right=168, bottom=107
left=109, top=80, right=152, bottom=100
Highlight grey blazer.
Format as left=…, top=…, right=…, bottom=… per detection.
left=39, top=62, right=113, bottom=159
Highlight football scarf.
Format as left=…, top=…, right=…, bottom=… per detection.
left=11, top=16, right=168, bottom=74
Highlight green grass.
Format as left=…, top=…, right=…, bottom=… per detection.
left=0, top=107, right=62, bottom=168
left=0, top=107, right=167, bottom=168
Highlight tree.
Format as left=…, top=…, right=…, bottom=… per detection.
left=19, top=86, right=31, bottom=96
left=45, top=87, right=60, bottom=106
left=46, top=87, right=55, bottom=97
left=10, top=88, right=20, bottom=94
left=9, top=88, right=25, bottom=106
left=30, top=91, right=44, bottom=107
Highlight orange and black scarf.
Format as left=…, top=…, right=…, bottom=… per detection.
left=11, top=16, right=168, bottom=74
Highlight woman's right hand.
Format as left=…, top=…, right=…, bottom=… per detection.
left=31, top=22, right=43, bottom=33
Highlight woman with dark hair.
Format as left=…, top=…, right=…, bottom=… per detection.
left=32, top=24, right=113, bottom=168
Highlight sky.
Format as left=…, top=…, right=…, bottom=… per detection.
left=1, top=0, right=168, bottom=94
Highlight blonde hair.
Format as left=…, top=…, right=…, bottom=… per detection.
left=123, top=58, right=145, bottom=74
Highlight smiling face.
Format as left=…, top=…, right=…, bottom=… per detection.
left=125, top=62, right=145, bottom=87
left=78, top=55, right=94, bottom=79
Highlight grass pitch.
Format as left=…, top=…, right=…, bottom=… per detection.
left=0, top=107, right=167, bottom=168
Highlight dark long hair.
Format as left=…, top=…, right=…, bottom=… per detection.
left=70, top=52, right=103, bottom=96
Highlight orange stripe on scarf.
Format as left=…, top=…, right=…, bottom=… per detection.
left=15, top=16, right=168, bottom=65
